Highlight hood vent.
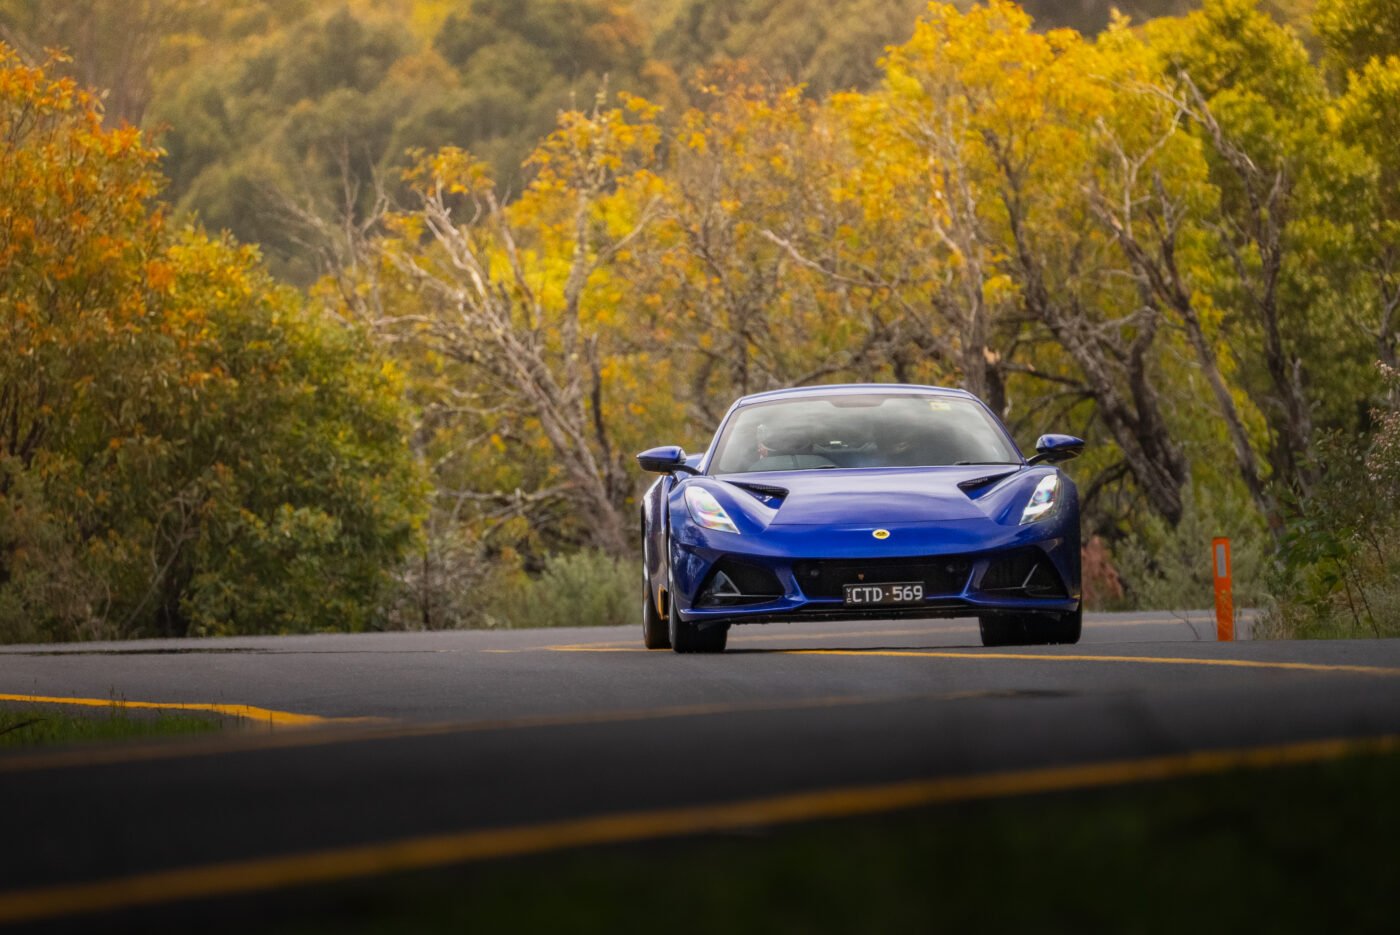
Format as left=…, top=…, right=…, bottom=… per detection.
left=957, top=469, right=1020, bottom=497
left=728, top=480, right=788, bottom=507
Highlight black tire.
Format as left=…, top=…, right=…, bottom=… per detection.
left=979, top=608, right=1081, bottom=647
left=642, top=567, right=670, bottom=650
left=668, top=574, right=728, bottom=654
left=978, top=614, right=1030, bottom=647
left=1047, top=607, right=1082, bottom=645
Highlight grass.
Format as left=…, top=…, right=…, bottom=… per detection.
left=0, top=705, right=225, bottom=748
left=270, top=748, right=1400, bottom=934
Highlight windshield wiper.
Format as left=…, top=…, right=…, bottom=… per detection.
left=953, top=460, right=1023, bottom=466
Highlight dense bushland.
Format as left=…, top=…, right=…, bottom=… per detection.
left=1, top=1, right=1397, bottom=639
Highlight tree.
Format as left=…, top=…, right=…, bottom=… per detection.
left=362, top=98, right=667, bottom=558
left=652, top=75, right=917, bottom=426
left=0, top=45, right=165, bottom=487
left=1083, top=23, right=1271, bottom=515
left=876, top=2, right=1193, bottom=525
left=0, top=0, right=220, bottom=126
left=0, top=44, right=423, bottom=641
left=1149, top=0, right=1376, bottom=496
left=1334, top=56, right=1400, bottom=372
left=1314, top=0, right=1400, bottom=82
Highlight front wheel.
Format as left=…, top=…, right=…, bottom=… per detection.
left=979, top=609, right=1081, bottom=647
left=642, top=567, right=670, bottom=649
left=669, top=574, right=728, bottom=654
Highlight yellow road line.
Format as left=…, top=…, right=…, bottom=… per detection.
left=722, top=617, right=1243, bottom=639
left=539, top=638, right=1391, bottom=678
left=0, top=733, right=1393, bottom=925
left=541, top=617, right=1245, bottom=652
left=783, top=649, right=1400, bottom=677
left=544, top=627, right=974, bottom=652
left=0, top=690, right=969, bottom=775
left=0, top=693, right=337, bottom=727
left=546, top=646, right=652, bottom=652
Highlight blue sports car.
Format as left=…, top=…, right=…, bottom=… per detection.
left=637, top=384, right=1084, bottom=653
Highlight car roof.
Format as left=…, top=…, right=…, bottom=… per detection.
left=732, top=383, right=976, bottom=407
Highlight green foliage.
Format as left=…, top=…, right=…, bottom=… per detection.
left=0, top=459, right=105, bottom=642
left=140, top=0, right=658, bottom=281
left=1112, top=488, right=1270, bottom=615
left=148, top=6, right=415, bottom=280
left=483, top=550, right=633, bottom=629
left=164, top=235, right=426, bottom=637
left=656, top=0, right=930, bottom=95
left=0, top=1, right=1248, bottom=285
left=1314, top=0, right=1400, bottom=80
left=0, top=47, right=425, bottom=642
left=1262, top=370, right=1400, bottom=638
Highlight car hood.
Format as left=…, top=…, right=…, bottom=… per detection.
left=713, top=466, right=1026, bottom=526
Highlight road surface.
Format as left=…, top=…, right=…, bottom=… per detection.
left=1, top=611, right=1397, bottom=929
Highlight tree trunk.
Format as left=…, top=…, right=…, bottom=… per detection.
left=1092, top=186, right=1271, bottom=516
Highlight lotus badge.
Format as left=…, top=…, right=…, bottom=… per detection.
left=872, top=529, right=890, bottom=540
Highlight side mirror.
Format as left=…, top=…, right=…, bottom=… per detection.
left=637, top=445, right=699, bottom=475
left=1029, top=434, right=1084, bottom=465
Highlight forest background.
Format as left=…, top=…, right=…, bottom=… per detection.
left=1, top=0, right=1397, bottom=642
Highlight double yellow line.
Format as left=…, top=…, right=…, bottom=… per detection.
left=0, top=733, right=1394, bottom=925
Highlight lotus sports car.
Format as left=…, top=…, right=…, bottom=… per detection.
left=637, top=384, right=1084, bottom=653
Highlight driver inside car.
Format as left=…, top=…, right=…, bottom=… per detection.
left=749, top=421, right=834, bottom=471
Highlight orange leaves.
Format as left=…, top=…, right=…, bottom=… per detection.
left=1, top=44, right=172, bottom=472
left=145, top=259, right=176, bottom=293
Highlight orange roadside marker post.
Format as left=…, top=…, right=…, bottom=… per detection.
left=1213, top=537, right=1233, bottom=642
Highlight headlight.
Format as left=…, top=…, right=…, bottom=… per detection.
left=1020, top=474, right=1059, bottom=524
left=685, top=486, right=740, bottom=534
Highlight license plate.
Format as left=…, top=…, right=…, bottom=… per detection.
left=842, top=581, right=924, bottom=606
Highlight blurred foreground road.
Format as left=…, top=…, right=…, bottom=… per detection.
left=1, top=611, right=1398, bottom=929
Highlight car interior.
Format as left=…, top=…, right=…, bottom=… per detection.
left=711, top=396, right=1016, bottom=474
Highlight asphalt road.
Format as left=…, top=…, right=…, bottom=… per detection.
left=2, top=611, right=1398, bottom=929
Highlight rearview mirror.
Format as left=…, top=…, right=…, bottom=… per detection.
left=1029, top=434, right=1084, bottom=465
left=636, top=445, right=699, bottom=475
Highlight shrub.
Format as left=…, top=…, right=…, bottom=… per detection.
left=483, top=549, right=634, bottom=629
left=1259, top=369, right=1400, bottom=639
left=1111, top=486, right=1269, bottom=618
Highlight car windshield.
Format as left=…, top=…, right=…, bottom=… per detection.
left=708, top=393, right=1021, bottom=474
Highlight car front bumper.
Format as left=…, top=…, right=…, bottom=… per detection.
left=669, top=519, right=1081, bottom=625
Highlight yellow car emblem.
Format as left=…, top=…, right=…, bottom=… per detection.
left=872, top=529, right=890, bottom=540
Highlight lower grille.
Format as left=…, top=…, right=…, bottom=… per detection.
left=793, top=556, right=973, bottom=600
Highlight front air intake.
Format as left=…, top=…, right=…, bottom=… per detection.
left=978, top=549, right=1067, bottom=598
left=695, top=559, right=784, bottom=607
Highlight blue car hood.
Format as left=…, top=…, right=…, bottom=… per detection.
left=715, top=467, right=1024, bottom=526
